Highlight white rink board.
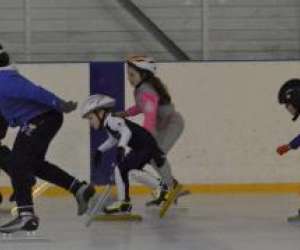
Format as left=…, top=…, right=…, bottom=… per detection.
left=1, top=61, right=300, bottom=186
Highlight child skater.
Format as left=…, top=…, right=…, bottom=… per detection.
left=116, top=55, right=185, bottom=205
left=277, top=79, right=300, bottom=220
left=81, top=94, right=182, bottom=214
left=0, top=48, right=95, bottom=234
left=277, top=79, right=300, bottom=154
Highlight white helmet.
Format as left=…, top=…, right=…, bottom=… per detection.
left=127, top=55, right=157, bottom=74
left=80, top=94, right=116, bottom=118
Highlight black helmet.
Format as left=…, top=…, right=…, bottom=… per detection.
left=0, top=44, right=10, bottom=67
left=278, top=79, right=300, bottom=121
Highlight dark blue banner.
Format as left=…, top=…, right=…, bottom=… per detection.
left=89, top=62, right=124, bottom=185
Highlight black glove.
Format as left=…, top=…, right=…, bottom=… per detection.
left=92, top=150, right=103, bottom=168
left=116, top=147, right=125, bottom=164
left=60, top=100, right=77, bottom=113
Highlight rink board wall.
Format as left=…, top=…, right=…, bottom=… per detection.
left=1, top=61, right=300, bottom=193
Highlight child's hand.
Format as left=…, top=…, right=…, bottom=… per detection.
left=92, top=150, right=103, bottom=168
left=60, top=100, right=77, bottom=113
left=276, top=144, right=291, bottom=156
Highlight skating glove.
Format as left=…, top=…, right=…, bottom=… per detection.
left=276, top=144, right=290, bottom=156
left=116, top=147, right=125, bottom=164
left=92, top=150, right=103, bottom=168
left=60, top=100, right=77, bottom=113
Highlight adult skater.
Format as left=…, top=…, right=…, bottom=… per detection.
left=0, top=47, right=95, bottom=234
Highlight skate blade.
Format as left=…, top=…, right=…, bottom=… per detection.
left=0, top=207, right=12, bottom=214
left=146, top=189, right=190, bottom=207
left=93, top=213, right=143, bottom=222
left=287, top=215, right=300, bottom=223
left=146, top=201, right=161, bottom=207
left=1, top=232, right=50, bottom=242
left=85, top=186, right=112, bottom=227
left=174, top=189, right=191, bottom=205
left=160, top=184, right=183, bottom=218
left=177, top=190, right=191, bottom=199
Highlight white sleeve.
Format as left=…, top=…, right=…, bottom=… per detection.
left=107, top=116, right=132, bottom=148
left=97, top=133, right=118, bottom=152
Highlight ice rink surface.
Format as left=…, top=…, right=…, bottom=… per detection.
left=1, top=193, right=300, bottom=250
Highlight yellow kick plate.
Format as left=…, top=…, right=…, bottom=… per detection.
left=93, top=214, right=143, bottom=221
left=160, top=184, right=183, bottom=218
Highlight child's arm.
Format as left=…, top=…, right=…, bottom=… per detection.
left=289, top=135, right=300, bottom=149
left=97, top=133, right=118, bottom=153
left=91, top=133, right=118, bottom=168
left=139, top=92, right=159, bottom=135
left=277, top=134, right=300, bottom=155
left=107, top=117, right=132, bottom=164
left=107, top=117, right=132, bottom=149
left=125, top=105, right=141, bottom=117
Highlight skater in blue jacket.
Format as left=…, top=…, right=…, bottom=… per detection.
left=0, top=46, right=95, bottom=234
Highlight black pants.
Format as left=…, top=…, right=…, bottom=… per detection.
left=0, top=145, right=36, bottom=188
left=9, top=110, right=76, bottom=212
left=118, top=144, right=165, bottom=202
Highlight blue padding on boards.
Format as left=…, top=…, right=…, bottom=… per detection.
left=90, top=62, right=124, bottom=185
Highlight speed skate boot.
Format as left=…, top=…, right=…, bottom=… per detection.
left=103, top=201, right=132, bottom=214
left=0, top=211, right=39, bottom=234
left=75, top=182, right=96, bottom=216
left=146, top=183, right=168, bottom=207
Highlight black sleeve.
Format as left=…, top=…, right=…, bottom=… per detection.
left=0, top=113, right=8, bottom=140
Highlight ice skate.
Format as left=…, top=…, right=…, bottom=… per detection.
left=287, top=209, right=300, bottom=223
left=0, top=212, right=39, bottom=235
left=75, top=182, right=96, bottom=216
left=0, top=212, right=49, bottom=242
left=146, top=184, right=168, bottom=207
left=159, top=180, right=183, bottom=218
left=103, top=200, right=132, bottom=214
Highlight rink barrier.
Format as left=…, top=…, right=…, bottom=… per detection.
left=2, top=183, right=300, bottom=197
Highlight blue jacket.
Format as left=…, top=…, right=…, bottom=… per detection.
left=290, top=135, right=300, bottom=149
left=0, top=66, right=64, bottom=127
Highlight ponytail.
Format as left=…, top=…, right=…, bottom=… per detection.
left=139, top=70, right=171, bottom=105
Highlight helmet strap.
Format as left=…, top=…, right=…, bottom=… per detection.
left=94, top=109, right=109, bottom=129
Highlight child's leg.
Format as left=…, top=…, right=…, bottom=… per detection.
left=129, top=169, right=160, bottom=189
left=151, top=153, right=174, bottom=188
left=152, top=113, right=185, bottom=188
left=114, top=166, right=125, bottom=201
left=156, top=112, right=184, bottom=153
left=104, top=149, right=152, bottom=214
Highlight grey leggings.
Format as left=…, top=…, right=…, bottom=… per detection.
left=155, top=112, right=185, bottom=153
left=151, top=112, right=185, bottom=186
